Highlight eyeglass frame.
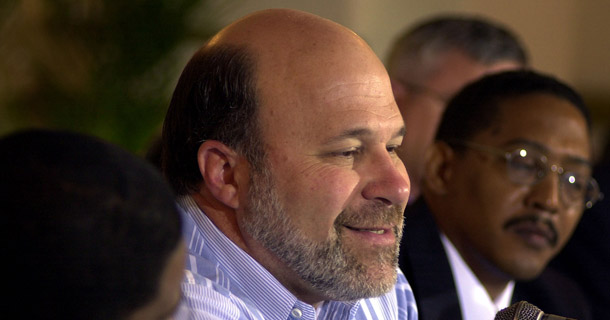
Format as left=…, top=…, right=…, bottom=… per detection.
left=447, top=139, right=603, bottom=209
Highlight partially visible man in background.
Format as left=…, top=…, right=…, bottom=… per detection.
left=400, top=70, right=597, bottom=320
left=2, top=129, right=185, bottom=320
left=386, top=15, right=528, bottom=203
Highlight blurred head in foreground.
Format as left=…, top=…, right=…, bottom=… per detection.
left=2, top=129, right=185, bottom=320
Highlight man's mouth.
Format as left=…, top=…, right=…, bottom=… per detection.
left=344, top=226, right=388, bottom=234
left=342, top=225, right=396, bottom=246
left=333, top=204, right=404, bottom=246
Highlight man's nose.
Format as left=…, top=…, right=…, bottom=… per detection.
left=361, top=150, right=410, bottom=206
left=525, top=169, right=561, bottom=213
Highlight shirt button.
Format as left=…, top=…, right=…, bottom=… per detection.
left=291, top=308, right=303, bottom=318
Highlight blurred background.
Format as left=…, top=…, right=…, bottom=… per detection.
left=1, top=0, right=608, bottom=160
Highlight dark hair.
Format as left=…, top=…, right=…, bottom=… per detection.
left=2, top=129, right=182, bottom=320
left=387, top=15, right=528, bottom=77
left=161, top=45, right=262, bottom=195
left=436, top=70, right=591, bottom=147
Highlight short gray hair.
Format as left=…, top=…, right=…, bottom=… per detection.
left=387, top=15, right=528, bottom=80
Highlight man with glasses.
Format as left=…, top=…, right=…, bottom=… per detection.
left=386, top=15, right=528, bottom=205
left=400, top=70, right=598, bottom=320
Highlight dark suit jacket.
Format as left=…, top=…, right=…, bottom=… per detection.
left=549, top=155, right=610, bottom=320
left=399, top=199, right=592, bottom=320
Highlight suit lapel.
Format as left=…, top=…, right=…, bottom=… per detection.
left=400, top=199, right=463, bottom=320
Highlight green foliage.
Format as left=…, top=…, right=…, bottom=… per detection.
left=1, top=0, right=221, bottom=153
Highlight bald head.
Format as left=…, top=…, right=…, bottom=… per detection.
left=162, top=9, right=399, bottom=195
left=162, top=9, right=410, bottom=304
left=208, top=9, right=386, bottom=110
left=208, top=8, right=367, bottom=61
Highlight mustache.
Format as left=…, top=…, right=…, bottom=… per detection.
left=503, top=214, right=558, bottom=247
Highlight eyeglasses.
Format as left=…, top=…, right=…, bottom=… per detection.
left=450, top=140, right=603, bottom=209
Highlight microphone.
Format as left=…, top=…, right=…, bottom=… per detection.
left=494, top=301, right=576, bottom=320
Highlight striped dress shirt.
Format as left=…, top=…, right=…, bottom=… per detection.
left=173, top=195, right=418, bottom=320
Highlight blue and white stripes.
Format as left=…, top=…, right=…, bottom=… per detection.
left=173, top=195, right=419, bottom=320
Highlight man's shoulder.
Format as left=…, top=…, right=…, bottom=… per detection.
left=174, top=270, right=262, bottom=320
left=177, top=273, right=240, bottom=318
left=175, top=199, right=264, bottom=319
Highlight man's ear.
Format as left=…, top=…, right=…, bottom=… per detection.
left=197, top=141, right=244, bottom=209
left=424, top=141, right=455, bottom=195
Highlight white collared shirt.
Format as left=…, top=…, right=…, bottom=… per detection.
left=440, top=234, right=515, bottom=320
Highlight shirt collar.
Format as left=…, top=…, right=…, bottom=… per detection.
left=178, top=195, right=359, bottom=318
left=440, top=234, right=515, bottom=320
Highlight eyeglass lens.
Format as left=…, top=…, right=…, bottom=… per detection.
left=505, top=148, right=600, bottom=208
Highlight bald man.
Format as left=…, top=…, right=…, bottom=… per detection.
left=162, top=9, right=418, bottom=320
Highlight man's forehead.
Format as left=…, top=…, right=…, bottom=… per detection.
left=322, top=125, right=406, bottom=145
left=491, top=95, right=587, bottom=135
left=259, top=77, right=400, bottom=121
left=256, top=52, right=397, bottom=123
left=322, top=80, right=392, bottom=102
left=257, top=81, right=403, bottom=146
left=501, top=138, right=591, bottom=167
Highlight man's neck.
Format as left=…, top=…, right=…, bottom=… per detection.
left=189, top=192, right=329, bottom=306
left=190, top=191, right=247, bottom=249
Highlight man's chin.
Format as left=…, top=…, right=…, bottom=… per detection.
left=346, top=258, right=398, bottom=298
left=351, top=268, right=398, bottom=299
left=368, top=262, right=398, bottom=289
left=308, top=250, right=398, bottom=301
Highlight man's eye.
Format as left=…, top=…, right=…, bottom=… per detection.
left=511, top=159, right=538, bottom=172
left=563, top=172, right=586, bottom=192
left=334, top=148, right=361, bottom=158
left=387, top=144, right=400, bottom=154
